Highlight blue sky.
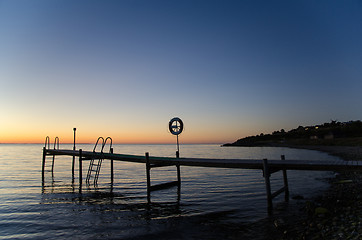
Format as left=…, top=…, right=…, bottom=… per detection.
left=1, top=0, right=361, bottom=143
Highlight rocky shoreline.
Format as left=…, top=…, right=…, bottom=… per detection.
left=225, top=143, right=362, bottom=161
left=272, top=145, right=362, bottom=240
left=279, top=145, right=362, bottom=161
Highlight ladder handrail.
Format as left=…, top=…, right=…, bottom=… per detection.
left=53, top=137, right=59, bottom=150
left=93, top=159, right=103, bottom=184
left=87, top=136, right=112, bottom=185
left=86, top=158, right=95, bottom=183
left=44, top=136, right=50, bottom=150
left=93, top=137, right=105, bottom=152
left=102, top=137, right=113, bottom=153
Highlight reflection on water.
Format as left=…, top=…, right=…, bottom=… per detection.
left=0, top=144, right=342, bottom=239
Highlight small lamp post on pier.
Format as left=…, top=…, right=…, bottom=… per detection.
left=72, top=128, right=76, bottom=179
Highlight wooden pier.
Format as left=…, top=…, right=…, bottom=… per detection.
left=42, top=146, right=362, bottom=211
left=44, top=148, right=361, bottom=171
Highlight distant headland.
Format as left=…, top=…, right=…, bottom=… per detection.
left=224, top=120, right=362, bottom=148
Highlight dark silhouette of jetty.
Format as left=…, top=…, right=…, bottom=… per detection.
left=42, top=135, right=362, bottom=212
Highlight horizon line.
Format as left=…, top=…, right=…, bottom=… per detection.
left=0, top=142, right=224, bottom=145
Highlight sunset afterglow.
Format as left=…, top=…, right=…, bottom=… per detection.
left=1, top=1, right=361, bottom=144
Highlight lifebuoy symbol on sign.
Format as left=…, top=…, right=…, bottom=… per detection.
left=169, top=117, right=183, bottom=135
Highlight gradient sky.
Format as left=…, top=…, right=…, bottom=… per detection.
left=1, top=0, right=361, bottom=144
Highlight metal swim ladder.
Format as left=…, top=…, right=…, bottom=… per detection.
left=42, top=136, right=59, bottom=174
left=86, top=137, right=113, bottom=185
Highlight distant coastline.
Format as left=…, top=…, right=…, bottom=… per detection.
left=224, top=120, right=362, bottom=161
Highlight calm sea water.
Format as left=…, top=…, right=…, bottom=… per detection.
left=0, top=144, right=342, bottom=239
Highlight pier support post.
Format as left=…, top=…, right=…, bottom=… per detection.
left=79, top=149, right=83, bottom=190
left=51, top=155, right=55, bottom=175
left=72, top=128, right=76, bottom=179
left=176, top=151, right=181, bottom=187
left=262, top=158, right=273, bottom=211
left=263, top=156, right=290, bottom=212
left=176, top=151, right=181, bottom=201
left=281, top=155, right=289, bottom=201
left=145, top=152, right=181, bottom=203
left=145, top=152, right=151, bottom=202
left=110, top=148, right=114, bottom=184
left=42, top=147, right=46, bottom=182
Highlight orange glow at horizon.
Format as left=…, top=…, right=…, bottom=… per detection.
left=0, top=136, right=228, bottom=144
left=0, top=129, right=232, bottom=144
left=0, top=116, right=253, bottom=145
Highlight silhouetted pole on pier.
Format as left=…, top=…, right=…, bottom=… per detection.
left=176, top=150, right=181, bottom=187
left=42, top=137, right=50, bottom=182
left=72, top=128, right=76, bottom=179
left=42, top=147, right=46, bottom=182
left=79, top=149, right=82, bottom=191
left=52, top=137, right=59, bottom=176
left=145, top=152, right=151, bottom=203
left=110, top=148, right=114, bottom=184
left=281, top=155, right=289, bottom=201
left=263, top=158, right=273, bottom=210
left=169, top=117, right=183, bottom=190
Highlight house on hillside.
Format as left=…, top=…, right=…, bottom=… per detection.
left=324, top=132, right=334, bottom=139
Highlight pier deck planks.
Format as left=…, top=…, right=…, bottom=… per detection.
left=45, top=149, right=362, bottom=172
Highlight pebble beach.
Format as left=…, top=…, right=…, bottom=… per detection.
left=275, top=146, right=362, bottom=240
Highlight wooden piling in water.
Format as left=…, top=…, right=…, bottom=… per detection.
left=72, top=128, right=76, bottom=178
left=79, top=149, right=83, bottom=188
left=110, top=148, right=114, bottom=184
left=145, top=151, right=181, bottom=202
left=51, top=155, right=55, bottom=174
left=281, top=155, right=289, bottom=201
left=262, top=158, right=273, bottom=210
left=263, top=156, right=290, bottom=212
left=145, top=152, right=151, bottom=202
left=176, top=151, right=181, bottom=187
left=42, top=147, right=46, bottom=182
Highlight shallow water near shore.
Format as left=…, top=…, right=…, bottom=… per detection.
left=0, top=144, right=343, bottom=239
